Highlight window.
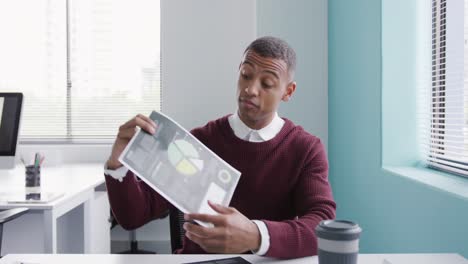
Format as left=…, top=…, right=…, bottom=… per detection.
left=424, top=0, right=467, bottom=177
left=0, top=0, right=161, bottom=143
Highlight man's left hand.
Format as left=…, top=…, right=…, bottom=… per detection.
left=183, top=201, right=261, bottom=254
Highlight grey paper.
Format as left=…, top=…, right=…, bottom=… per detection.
left=119, top=111, right=241, bottom=225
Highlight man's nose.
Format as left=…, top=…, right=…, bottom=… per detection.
left=244, top=82, right=260, bottom=96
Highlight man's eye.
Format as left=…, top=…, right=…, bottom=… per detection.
left=242, top=74, right=252, bottom=80
left=262, top=82, right=273, bottom=88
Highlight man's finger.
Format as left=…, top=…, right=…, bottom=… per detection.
left=208, top=200, right=233, bottom=214
left=117, top=127, right=137, bottom=140
left=184, top=213, right=225, bottom=226
left=119, top=118, right=136, bottom=130
left=136, top=114, right=157, bottom=128
left=183, top=222, right=222, bottom=238
left=120, top=115, right=156, bottom=134
left=133, top=115, right=156, bottom=134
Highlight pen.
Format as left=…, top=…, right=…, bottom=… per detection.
left=34, top=153, right=39, bottom=168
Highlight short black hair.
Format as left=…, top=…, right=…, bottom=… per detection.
left=244, top=36, right=296, bottom=77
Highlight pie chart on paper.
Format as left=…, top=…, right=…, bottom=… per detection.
left=168, top=140, right=204, bottom=176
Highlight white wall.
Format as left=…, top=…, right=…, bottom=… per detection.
left=161, top=0, right=257, bottom=130
left=257, top=0, right=328, bottom=149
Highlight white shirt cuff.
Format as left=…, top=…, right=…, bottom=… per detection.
left=251, top=220, right=270, bottom=256
left=104, top=162, right=129, bottom=182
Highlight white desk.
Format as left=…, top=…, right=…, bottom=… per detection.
left=0, top=253, right=466, bottom=264
left=0, top=164, right=109, bottom=254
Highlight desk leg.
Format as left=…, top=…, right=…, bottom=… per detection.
left=83, top=195, right=92, bottom=253
left=83, top=191, right=111, bottom=253
left=43, top=210, right=57, bottom=253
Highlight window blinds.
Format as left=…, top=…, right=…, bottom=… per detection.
left=0, top=0, right=161, bottom=142
left=423, top=0, right=468, bottom=177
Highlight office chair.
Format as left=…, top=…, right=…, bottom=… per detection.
left=0, top=208, right=29, bottom=257
left=169, top=207, right=185, bottom=253
left=109, top=210, right=169, bottom=254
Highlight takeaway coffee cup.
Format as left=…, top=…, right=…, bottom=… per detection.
left=315, top=220, right=362, bottom=264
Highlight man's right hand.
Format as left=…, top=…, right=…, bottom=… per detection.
left=107, top=114, right=157, bottom=170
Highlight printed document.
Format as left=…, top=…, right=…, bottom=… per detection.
left=119, top=111, right=241, bottom=226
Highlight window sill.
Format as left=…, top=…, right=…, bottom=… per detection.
left=383, top=165, right=468, bottom=200
left=18, top=143, right=112, bottom=166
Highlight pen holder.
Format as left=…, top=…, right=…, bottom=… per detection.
left=25, top=165, right=41, bottom=193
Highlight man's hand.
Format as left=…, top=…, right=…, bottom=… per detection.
left=183, top=201, right=261, bottom=254
left=107, top=114, right=157, bottom=169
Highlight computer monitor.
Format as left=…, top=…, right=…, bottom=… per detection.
left=0, top=93, right=23, bottom=169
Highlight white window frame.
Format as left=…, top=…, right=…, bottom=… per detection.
left=424, top=0, right=468, bottom=177
left=0, top=0, right=162, bottom=145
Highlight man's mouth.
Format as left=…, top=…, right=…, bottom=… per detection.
left=239, top=98, right=259, bottom=108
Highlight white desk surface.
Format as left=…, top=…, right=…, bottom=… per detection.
left=0, top=163, right=105, bottom=210
left=0, top=253, right=466, bottom=264
left=0, top=163, right=109, bottom=254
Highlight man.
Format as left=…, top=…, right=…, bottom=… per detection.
left=104, top=36, right=336, bottom=258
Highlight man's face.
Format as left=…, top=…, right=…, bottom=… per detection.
left=236, top=50, right=295, bottom=129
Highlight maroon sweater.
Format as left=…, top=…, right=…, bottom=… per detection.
left=105, top=115, right=336, bottom=258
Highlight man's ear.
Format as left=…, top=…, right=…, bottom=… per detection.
left=282, top=81, right=296, bottom=102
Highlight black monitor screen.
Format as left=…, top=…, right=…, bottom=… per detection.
left=0, top=93, right=23, bottom=156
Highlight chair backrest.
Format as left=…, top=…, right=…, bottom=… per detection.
left=109, top=205, right=183, bottom=253
left=0, top=208, right=29, bottom=257
left=169, top=207, right=185, bottom=253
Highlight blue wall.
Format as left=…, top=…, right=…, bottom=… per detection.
left=329, top=0, right=468, bottom=257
